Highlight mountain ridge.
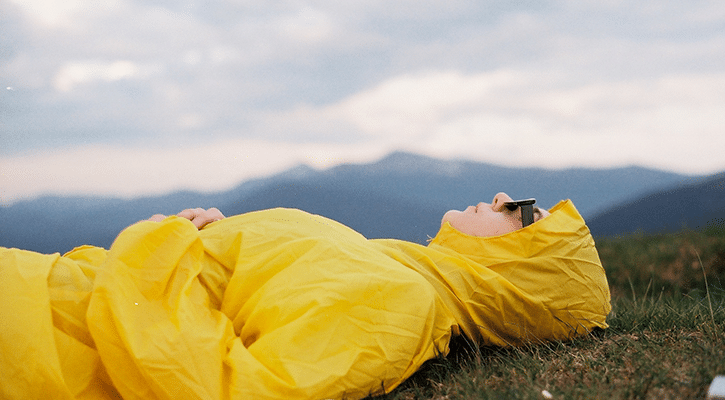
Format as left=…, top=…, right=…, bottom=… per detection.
left=586, top=172, right=725, bottom=237
left=1, top=151, right=714, bottom=253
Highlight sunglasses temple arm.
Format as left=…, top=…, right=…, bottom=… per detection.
left=521, top=204, right=535, bottom=227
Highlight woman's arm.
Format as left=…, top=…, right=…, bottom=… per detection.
left=147, top=207, right=225, bottom=229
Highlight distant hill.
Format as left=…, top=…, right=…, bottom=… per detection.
left=0, top=151, right=699, bottom=253
left=587, top=172, right=725, bottom=237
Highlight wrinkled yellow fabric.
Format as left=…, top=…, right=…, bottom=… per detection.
left=0, top=199, right=610, bottom=399
left=373, top=199, right=611, bottom=346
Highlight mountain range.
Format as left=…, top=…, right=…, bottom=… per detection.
left=587, top=171, right=725, bottom=236
left=2, top=152, right=723, bottom=254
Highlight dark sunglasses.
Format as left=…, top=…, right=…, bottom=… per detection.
left=504, top=198, right=536, bottom=227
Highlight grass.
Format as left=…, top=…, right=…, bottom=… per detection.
left=368, top=227, right=725, bottom=399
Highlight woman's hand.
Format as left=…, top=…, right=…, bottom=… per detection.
left=147, top=207, right=225, bottom=229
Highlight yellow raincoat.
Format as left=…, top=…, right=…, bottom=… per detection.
left=0, top=200, right=610, bottom=399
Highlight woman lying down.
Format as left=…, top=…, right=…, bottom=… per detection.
left=0, top=192, right=611, bottom=400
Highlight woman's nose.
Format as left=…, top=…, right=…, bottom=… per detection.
left=491, top=192, right=514, bottom=212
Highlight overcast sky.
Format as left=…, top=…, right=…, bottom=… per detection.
left=2, top=0, right=724, bottom=205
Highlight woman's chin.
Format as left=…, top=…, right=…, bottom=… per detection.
left=441, top=210, right=462, bottom=227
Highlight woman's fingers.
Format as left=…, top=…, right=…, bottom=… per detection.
left=177, top=208, right=205, bottom=221
left=146, top=208, right=225, bottom=229
left=147, top=214, right=167, bottom=222
left=177, top=207, right=225, bottom=229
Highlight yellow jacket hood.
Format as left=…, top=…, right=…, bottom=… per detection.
left=423, top=199, right=611, bottom=344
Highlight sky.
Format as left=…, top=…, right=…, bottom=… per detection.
left=2, top=0, right=725, bottom=205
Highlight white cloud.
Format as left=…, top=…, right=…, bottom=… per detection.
left=3, top=69, right=725, bottom=205
left=316, top=70, right=524, bottom=139
left=278, top=7, right=335, bottom=44
left=9, top=0, right=120, bottom=29
left=0, top=140, right=392, bottom=205
left=53, top=60, right=159, bottom=92
left=269, top=69, right=725, bottom=174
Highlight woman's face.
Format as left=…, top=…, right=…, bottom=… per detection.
left=441, top=192, right=550, bottom=237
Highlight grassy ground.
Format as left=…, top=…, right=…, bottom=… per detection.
left=370, top=227, right=725, bottom=399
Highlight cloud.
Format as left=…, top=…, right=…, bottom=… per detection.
left=279, top=7, right=335, bottom=44
left=53, top=60, right=159, bottom=92
left=0, top=139, right=392, bottom=204
left=267, top=68, right=725, bottom=173
left=8, top=64, right=725, bottom=201
left=317, top=70, right=525, bottom=139
left=7, top=0, right=121, bottom=28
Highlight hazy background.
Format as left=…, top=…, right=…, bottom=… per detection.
left=2, top=0, right=725, bottom=205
